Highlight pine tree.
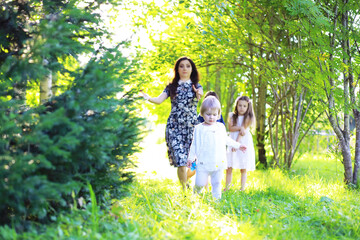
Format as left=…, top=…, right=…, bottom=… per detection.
left=0, top=0, right=144, bottom=229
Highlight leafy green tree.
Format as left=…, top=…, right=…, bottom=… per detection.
left=127, top=0, right=319, bottom=169
left=129, top=0, right=249, bottom=124
left=128, top=0, right=359, bottom=176
left=190, top=0, right=323, bottom=169
left=0, top=0, right=144, bottom=229
left=286, top=0, right=360, bottom=185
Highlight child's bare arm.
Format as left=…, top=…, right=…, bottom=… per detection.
left=239, top=126, right=246, bottom=136
left=235, top=127, right=246, bottom=142
left=228, top=124, right=242, bottom=132
left=228, top=116, right=242, bottom=132
left=232, top=134, right=241, bottom=152
left=236, top=133, right=242, bottom=142
left=226, top=135, right=246, bottom=152
left=233, top=127, right=245, bottom=151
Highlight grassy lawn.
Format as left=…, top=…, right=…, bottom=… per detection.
left=110, top=155, right=359, bottom=240
left=2, top=129, right=359, bottom=240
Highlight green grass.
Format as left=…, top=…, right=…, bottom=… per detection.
left=2, top=153, right=360, bottom=239
left=110, top=159, right=359, bottom=240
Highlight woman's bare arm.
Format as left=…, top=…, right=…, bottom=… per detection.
left=141, top=91, right=168, bottom=105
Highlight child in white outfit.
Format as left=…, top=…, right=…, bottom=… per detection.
left=187, top=96, right=247, bottom=199
left=225, top=96, right=256, bottom=191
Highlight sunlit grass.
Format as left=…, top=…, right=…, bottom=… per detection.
left=2, top=133, right=360, bottom=239
left=110, top=152, right=359, bottom=240
left=112, top=177, right=262, bottom=239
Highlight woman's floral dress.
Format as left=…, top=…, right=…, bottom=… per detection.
left=163, top=80, right=202, bottom=167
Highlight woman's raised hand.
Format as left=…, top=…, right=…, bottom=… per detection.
left=192, top=85, right=203, bottom=100
left=140, top=90, right=150, bottom=100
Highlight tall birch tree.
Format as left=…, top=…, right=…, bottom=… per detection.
left=287, top=0, right=360, bottom=185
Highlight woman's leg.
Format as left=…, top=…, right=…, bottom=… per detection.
left=225, top=167, right=233, bottom=190
left=240, top=169, right=247, bottom=191
left=177, top=166, right=187, bottom=190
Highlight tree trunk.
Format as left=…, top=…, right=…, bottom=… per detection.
left=215, top=70, right=221, bottom=102
left=224, top=83, right=235, bottom=125
left=40, top=69, right=53, bottom=103
left=256, top=74, right=267, bottom=168
left=206, top=64, right=210, bottom=92
left=353, top=109, right=360, bottom=184
left=340, top=138, right=353, bottom=184
left=281, top=95, right=288, bottom=167
left=269, top=103, right=280, bottom=167
left=268, top=83, right=281, bottom=167
left=340, top=0, right=353, bottom=184
left=344, top=2, right=360, bottom=186
left=249, top=37, right=267, bottom=167
left=224, top=70, right=237, bottom=128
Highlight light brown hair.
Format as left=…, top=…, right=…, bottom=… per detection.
left=231, top=96, right=256, bottom=129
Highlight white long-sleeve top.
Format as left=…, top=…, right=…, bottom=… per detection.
left=188, top=122, right=242, bottom=171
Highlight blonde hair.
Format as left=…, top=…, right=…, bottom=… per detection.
left=200, top=96, right=221, bottom=118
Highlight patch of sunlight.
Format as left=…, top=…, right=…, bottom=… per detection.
left=245, top=171, right=270, bottom=192
left=114, top=178, right=264, bottom=239
left=266, top=168, right=290, bottom=190
left=134, top=124, right=177, bottom=180
left=174, top=194, right=262, bottom=239
left=295, top=173, right=346, bottom=201
left=244, top=166, right=347, bottom=205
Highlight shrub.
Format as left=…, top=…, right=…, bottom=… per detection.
left=0, top=0, right=144, bottom=229
left=0, top=47, right=144, bottom=230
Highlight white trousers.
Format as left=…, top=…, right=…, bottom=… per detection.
left=194, top=169, right=223, bottom=199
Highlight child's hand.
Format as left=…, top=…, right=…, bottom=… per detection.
left=239, top=144, right=247, bottom=152
left=186, top=160, right=193, bottom=168
left=231, top=147, right=237, bottom=152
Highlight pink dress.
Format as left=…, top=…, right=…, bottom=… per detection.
left=227, top=113, right=256, bottom=170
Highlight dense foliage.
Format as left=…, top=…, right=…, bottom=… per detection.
left=0, top=0, right=144, bottom=230
left=129, top=0, right=360, bottom=181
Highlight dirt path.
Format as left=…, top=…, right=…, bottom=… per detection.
left=134, top=124, right=177, bottom=180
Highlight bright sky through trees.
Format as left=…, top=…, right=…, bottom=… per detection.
left=98, top=0, right=169, bottom=56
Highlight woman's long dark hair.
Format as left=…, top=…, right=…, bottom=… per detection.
left=168, top=56, right=199, bottom=99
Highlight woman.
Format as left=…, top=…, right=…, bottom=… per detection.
left=141, top=56, right=203, bottom=189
